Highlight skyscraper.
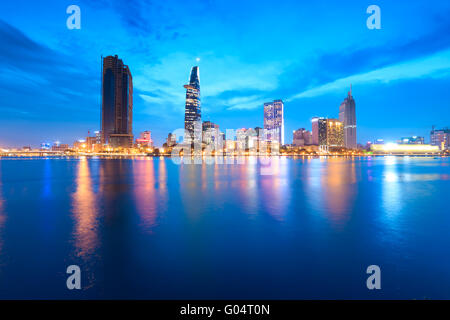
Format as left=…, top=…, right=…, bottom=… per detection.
left=101, top=55, right=133, bottom=148
left=263, top=100, right=284, bottom=145
left=339, top=86, right=357, bottom=149
left=311, top=117, right=324, bottom=145
left=184, top=66, right=201, bottom=144
left=317, top=118, right=344, bottom=150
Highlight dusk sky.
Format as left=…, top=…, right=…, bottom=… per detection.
left=1, top=0, right=450, bottom=147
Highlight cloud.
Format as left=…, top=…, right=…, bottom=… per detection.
left=0, top=20, right=98, bottom=117
left=288, top=49, right=450, bottom=101
left=134, top=52, right=286, bottom=115
left=221, top=95, right=266, bottom=110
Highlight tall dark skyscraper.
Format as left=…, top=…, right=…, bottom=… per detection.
left=184, top=66, right=201, bottom=144
left=339, top=86, right=357, bottom=149
left=101, top=55, right=133, bottom=148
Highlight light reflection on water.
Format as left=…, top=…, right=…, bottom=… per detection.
left=0, top=163, right=5, bottom=260
left=70, top=157, right=99, bottom=288
left=132, top=158, right=159, bottom=232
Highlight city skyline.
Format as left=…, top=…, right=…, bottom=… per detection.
left=1, top=0, right=450, bottom=147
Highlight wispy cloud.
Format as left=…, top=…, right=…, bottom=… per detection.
left=288, top=49, right=450, bottom=101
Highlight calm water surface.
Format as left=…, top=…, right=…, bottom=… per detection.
left=0, top=156, right=449, bottom=299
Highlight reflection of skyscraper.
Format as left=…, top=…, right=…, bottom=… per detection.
left=101, top=55, right=133, bottom=148
left=184, top=66, right=201, bottom=144
left=339, top=86, right=357, bottom=149
left=263, top=100, right=284, bottom=145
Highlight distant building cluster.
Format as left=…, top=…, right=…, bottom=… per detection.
left=289, top=86, right=357, bottom=153
left=430, top=127, right=450, bottom=150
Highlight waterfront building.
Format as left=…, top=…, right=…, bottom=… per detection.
left=167, top=133, right=177, bottom=147
left=371, top=143, right=440, bottom=155
left=40, top=142, right=51, bottom=150
left=338, top=86, right=357, bottom=149
left=86, top=136, right=97, bottom=151
left=95, top=131, right=102, bottom=145
left=430, top=127, right=450, bottom=150
left=101, top=55, right=133, bottom=148
left=184, top=66, right=201, bottom=144
left=263, top=100, right=284, bottom=145
left=316, top=118, right=344, bottom=151
left=136, top=131, right=153, bottom=147
left=311, top=117, right=324, bottom=145
left=52, top=144, right=69, bottom=152
left=293, top=128, right=312, bottom=147
left=73, top=140, right=86, bottom=150
left=202, top=121, right=220, bottom=146
left=236, top=128, right=257, bottom=151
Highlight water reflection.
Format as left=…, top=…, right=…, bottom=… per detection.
left=133, top=158, right=166, bottom=233
left=0, top=165, right=5, bottom=258
left=241, top=157, right=259, bottom=215
left=260, top=157, right=290, bottom=221
left=179, top=163, right=205, bottom=219
left=70, top=157, right=99, bottom=287
left=381, top=157, right=403, bottom=217
left=306, top=158, right=357, bottom=227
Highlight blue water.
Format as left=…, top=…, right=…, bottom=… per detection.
left=0, top=156, right=449, bottom=299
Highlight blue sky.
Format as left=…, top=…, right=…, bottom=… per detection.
left=1, top=0, right=450, bottom=147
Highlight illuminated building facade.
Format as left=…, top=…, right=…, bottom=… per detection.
left=136, top=131, right=153, bottom=147
left=86, top=136, right=97, bottom=151
left=184, top=66, right=201, bottom=144
left=311, top=117, right=324, bottom=145
left=317, top=118, right=344, bottom=151
left=338, top=86, right=357, bottom=149
left=430, top=127, right=450, bottom=150
left=263, top=100, right=284, bottom=145
left=101, top=55, right=133, bottom=148
left=51, top=144, right=69, bottom=152
left=167, top=133, right=177, bottom=147
left=371, top=143, right=440, bottom=154
left=40, top=142, right=51, bottom=150
left=236, top=128, right=257, bottom=151
left=202, top=121, right=220, bottom=146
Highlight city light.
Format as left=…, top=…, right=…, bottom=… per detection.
left=371, top=143, right=440, bottom=154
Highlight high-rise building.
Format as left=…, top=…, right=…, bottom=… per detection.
left=184, top=66, right=201, bottom=144
left=263, top=100, right=284, bottom=145
left=339, top=86, right=357, bottom=149
left=293, top=128, right=312, bottom=147
left=431, top=127, right=450, bottom=150
left=317, top=118, right=344, bottom=149
left=167, top=133, right=177, bottom=147
left=311, top=117, right=324, bottom=145
left=202, top=121, right=220, bottom=146
left=234, top=128, right=258, bottom=151
left=101, top=55, right=133, bottom=148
